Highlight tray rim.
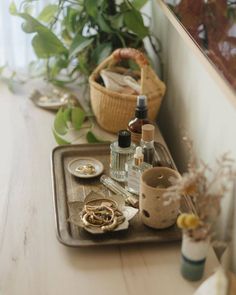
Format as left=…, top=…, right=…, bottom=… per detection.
left=51, top=143, right=181, bottom=247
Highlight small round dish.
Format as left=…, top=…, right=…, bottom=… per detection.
left=67, top=157, right=104, bottom=178
left=30, top=89, right=78, bottom=110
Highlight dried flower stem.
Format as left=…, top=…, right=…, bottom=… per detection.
left=183, top=194, right=198, bottom=216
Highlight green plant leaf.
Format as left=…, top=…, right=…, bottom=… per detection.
left=54, top=108, right=68, bottom=135
left=63, top=107, right=72, bottom=122
left=50, top=64, right=61, bottom=78
left=69, top=35, right=94, bottom=58
left=17, top=13, right=67, bottom=55
left=77, top=53, right=90, bottom=76
left=19, top=13, right=45, bottom=33
left=61, top=29, right=72, bottom=45
left=110, top=14, right=124, bottom=29
left=56, top=57, right=68, bottom=69
left=53, top=129, right=70, bottom=145
left=131, top=0, right=148, bottom=10
left=23, top=3, right=33, bottom=14
left=65, top=7, right=78, bottom=33
left=49, top=56, right=69, bottom=78
left=85, top=0, right=97, bottom=17
left=97, top=43, right=112, bottom=64
left=124, top=10, right=149, bottom=38
left=97, top=14, right=112, bottom=33
left=92, top=43, right=112, bottom=65
left=86, top=131, right=104, bottom=143
left=38, top=4, right=58, bottom=23
left=9, top=1, right=17, bottom=15
left=32, top=33, right=66, bottom=58
left=71, top=107, right=85, bottom=130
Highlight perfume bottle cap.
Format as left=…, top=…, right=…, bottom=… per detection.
left=135, top=95, right=147, bottom=119
left=141, top=124, right=155, bottom=142
left=118, top=130, right=131, bottom=148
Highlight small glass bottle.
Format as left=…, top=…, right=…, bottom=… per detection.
left=127, top=95, right=151, bottom=144
left=110, top=130, right=136, bottom=182
left=141, top=124, right=159, bottom=167
left=125, top=146, right=152, bottom=195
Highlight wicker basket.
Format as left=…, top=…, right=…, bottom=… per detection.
left=89, top=48, right=166, bottom=133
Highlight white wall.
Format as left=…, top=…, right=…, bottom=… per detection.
left=151, top=0, right=236, bottom=271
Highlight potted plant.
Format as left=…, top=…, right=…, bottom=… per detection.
left=9, top=0, right=161, bottom=144
left=10, top=0, right=160, bottom=86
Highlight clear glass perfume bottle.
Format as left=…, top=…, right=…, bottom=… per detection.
left=110, top=130, right=136, bottom=182
left=125, top=146, right=152, bottom=195
left=140, top=124, right=159, bottom=166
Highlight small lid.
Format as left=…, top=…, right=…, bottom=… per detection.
left=141, top=124, right=155, bottom=141
left=118, top=130, right=131, bottom=148
left=137, top=95, right=147, bottom=108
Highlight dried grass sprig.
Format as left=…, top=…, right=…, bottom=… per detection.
left=164, top=142, right=236, bottom=241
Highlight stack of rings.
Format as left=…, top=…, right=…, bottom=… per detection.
left=75, top=164, right=96, bottom=175
left=81, top=199, right=125, bottom=232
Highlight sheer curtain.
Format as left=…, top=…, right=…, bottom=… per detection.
left=0, top=0, right=51, bottom=70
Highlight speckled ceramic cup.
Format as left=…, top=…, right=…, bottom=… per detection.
left=140, top=167, right=181, bottom=229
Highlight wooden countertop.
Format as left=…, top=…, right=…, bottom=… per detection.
left=0, top=82, right=219, bottom=294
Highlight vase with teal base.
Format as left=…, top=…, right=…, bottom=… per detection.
left=181, top=233, right=210, bottom=281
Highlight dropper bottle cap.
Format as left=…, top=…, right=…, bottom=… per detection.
left=141, top=124, right=155, bottom=142
left=134, top=146, right=144, bottom=166
left=135, top=95, right=148, bottom=119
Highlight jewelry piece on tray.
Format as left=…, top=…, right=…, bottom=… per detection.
left=75, top=164, right=96, bottom=175
left=81, top=198, right=125, bottom=232
left=67, top=158, right=104, bottom=178
left=67, top=191, right=138, bottom=234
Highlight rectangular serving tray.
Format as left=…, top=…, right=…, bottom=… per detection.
left=51, top=143, right=181, bottom=247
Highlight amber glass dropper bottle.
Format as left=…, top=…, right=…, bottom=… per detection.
left=127, top=95, right=151, bottom=144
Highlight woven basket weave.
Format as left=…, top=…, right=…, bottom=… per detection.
left=89, top=48, right=166, bottom=133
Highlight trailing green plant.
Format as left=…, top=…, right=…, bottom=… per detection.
left=9, top=0, right=162, bottom=145
left=52, top=104, right=109, bottom=144
left=10, top=0, right=160, bottom=86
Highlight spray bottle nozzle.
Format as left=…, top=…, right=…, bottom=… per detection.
left=137, top=95, right=147, bottom=109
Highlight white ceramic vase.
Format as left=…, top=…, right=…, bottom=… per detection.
left=181, top=232, right=210, bottom=281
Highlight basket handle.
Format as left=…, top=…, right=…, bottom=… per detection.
left=91, top=48, right=149, bottom=77
left=112, top=48, right=149, bottom=68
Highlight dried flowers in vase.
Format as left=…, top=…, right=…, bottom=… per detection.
left=165, top=152, right=236, bottom=241
left=164, top=149, right=236, bottom=281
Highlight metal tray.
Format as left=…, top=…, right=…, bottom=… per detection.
left=51, top=143, right=181, bottom=247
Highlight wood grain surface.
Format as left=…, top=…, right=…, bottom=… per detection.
left=0, top=82, right=219, bottom=295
